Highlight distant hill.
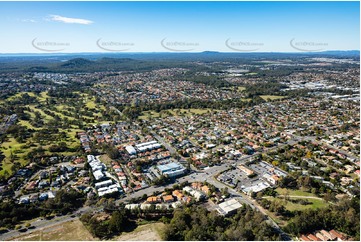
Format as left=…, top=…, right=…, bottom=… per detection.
left=60, top=58, right=93, bottom=68
left=16, top=57, right=204, bottom=73
left=49, top=57, right=146, bottom=72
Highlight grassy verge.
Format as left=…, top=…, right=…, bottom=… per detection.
left=265, top=197, right=328, bottom=211
left=260, top=95, right=286, bottom=101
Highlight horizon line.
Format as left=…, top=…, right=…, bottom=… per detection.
left=0, top=50, right=359, bottom=56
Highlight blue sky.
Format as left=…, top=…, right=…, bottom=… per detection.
left=0, top=1, right=359, bottom=53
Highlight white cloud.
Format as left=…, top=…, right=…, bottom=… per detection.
left=49, top=15, right=93, bottom=25
left=20, top=19, right=37, bottom=23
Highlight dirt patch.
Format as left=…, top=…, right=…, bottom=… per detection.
left=99, top=154, right=113, bottom=165
left=115, top=222, right=165, bottom=241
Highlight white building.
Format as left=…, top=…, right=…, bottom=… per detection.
left=157, top=162, right=187, bottom=178
left=217, top=198, right=243, bottom=215
left=182, top=186, right=205, bottom=201
left=125, top=145, right=137, bottom=155
left=95, top=179, right=113, bottom=189
left=125, top=204, right=140, bottom=210
left=87, top=155, right=106, bottom=180
left=262, top=174, right=277, bottom=185
left=140, top=203, right=152, bottom=210
left=93, top=170, right=105, bottom=180
left=156, top=204, right=170, bottom=210
left=135, top=141, right=162, bottom=152
left=171, top=201, right=182, bottom=208
left=242, top=182, right=270, bottom=194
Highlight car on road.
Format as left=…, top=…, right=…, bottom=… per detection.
left=18, top=228, right=28, bottom=233
left=0, top=228, right=9, bottom=234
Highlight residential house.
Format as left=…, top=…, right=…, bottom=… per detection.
left=300, top=235, right=311, bottom=241
left=329, top=230, right=346, bottom=241
left=172, top=190, right=184, bottom=201
left=315, top=232, right=328, bottom=241
left=146, top=196, right=161, bottom=204
left=162, top=195, right=174, bottom=203
left=307, top=234, right=321, bottom=241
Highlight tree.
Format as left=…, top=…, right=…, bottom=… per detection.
left=105, top=146, right=119, bottom=159
left=108, top=210, right=128, bottom=233
left=305, top=151, right=312, bottom=159
left=256, top=192, right=264, bottom=200
left=221, top=187, right=230, bottom=198
left=323, top=191, right=335, bottom=203
left=162, top=205, right=280, bottom=241
left=282, top=189, right=290, bottom=204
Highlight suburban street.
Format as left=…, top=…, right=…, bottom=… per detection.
left=152, top=132, right=177, bottom=155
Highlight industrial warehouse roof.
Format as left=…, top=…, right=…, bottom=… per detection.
left=157, top=162, right=184, bottom=172
left=217, top=198, right=242, bottom=215
left=125, top=145, right=137, bottom=154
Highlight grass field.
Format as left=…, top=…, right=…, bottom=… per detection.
left=86, top=100, right=97, bottom=109
left=260, top=95, right=286, bottom=101
left=222, top=86, right=246, bottom=92
left=263, top=188, right=328, bottom=211
left=18, top=120, right=40, bottom=130
left=10, top=219, right=95, bottom=241
left=113, top=222, right=165, bottom=241
left=51, top=107, right=76, bottom=120
left=0, top=137, right=36, bottom=176
left=276, top=188, right=314, bottom=197
left=265, top=197, right=328, bottom=211
left=0, top=137, right=31, bottom=162
left=38, top=92, right=49, bottom=102
left=84, top=94, right=106, bottom=111
left=0, top=159, right=13, bottom=177
left=6, top=92, right=37, bottom=101
left=99, top=154, right=113, bottom=166
left=26, top=105, right=54, bottom=121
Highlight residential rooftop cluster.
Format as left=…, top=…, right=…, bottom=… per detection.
left=299, top=229, right=351, bottom=241
left=91, top=68, right=244, bottom=105
left=145, top=97, right=358, bottom=169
